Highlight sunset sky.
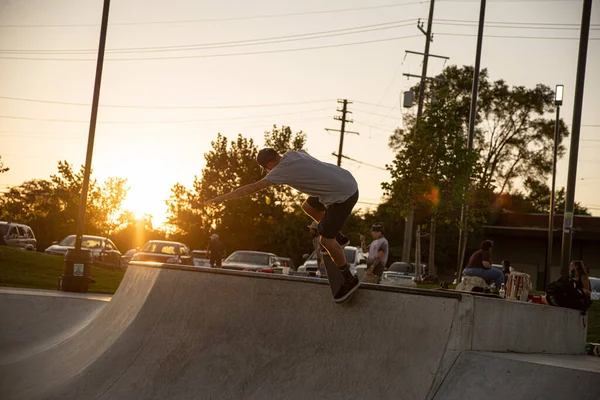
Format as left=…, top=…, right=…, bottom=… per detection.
left=0, top=0, right=598, bottom=226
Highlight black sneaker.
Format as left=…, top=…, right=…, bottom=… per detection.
left=334, top=274, right=360, bottom=303
left=335, top=232, right=350, bottom=247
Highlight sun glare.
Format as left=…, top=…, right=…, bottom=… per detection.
left=122, top=186, right=168, bottom=228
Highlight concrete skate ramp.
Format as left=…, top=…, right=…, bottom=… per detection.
left=433, top=351, right=600, bottom=400
left=0, top=288, right=109, bottom=365
left=0, top=264, right=462, bottom=400
left=0, top=264, right=592, bottom=400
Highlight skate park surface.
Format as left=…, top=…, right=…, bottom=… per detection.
left=1, top=263, right=599, bottom=400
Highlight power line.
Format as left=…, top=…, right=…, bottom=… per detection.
left=0, top=95, right=334, bottom=110
left=0, top=19, right=419, bottom=54
left=435, top=21, right=600, bottom=31
left=0, top=107, right=332, bottom=124
left=3, top=19, right=595, bottom=57
left=331, top=152, right=387, bottom=171
left=437, top=32, right=600, bottom=40
left=0, top=115, right=332, bottom=139
left=0, top=35, right=424, bottom=61
left=351, top=101, right=397, bottom=110
left=434, top=18, right=600, bottom=27
left=353, top=108, right=403, bottom=120
left=0, top=2, right=427, bottom=28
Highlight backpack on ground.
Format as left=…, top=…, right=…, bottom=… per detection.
left=546, top=277, right=591, bottom=315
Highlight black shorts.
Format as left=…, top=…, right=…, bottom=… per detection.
left=307, top=190, right=359, bottom=239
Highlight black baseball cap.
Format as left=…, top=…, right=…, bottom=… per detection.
left=257, top=148, right=278, bottom=169
left=371, top=222, right=384, bottom=233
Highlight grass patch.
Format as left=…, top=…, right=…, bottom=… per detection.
left=587, top=302, right=600, bottom=343
left=0, top=245, right=125, bottom=294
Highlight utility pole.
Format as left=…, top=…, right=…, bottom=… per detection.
left=560, top=0, right=593, bottom=277
left=400, top=0, right=448, bottom=264
left=326, top=99, right=358, bottom=166
left=61, top=0, right=111, bottom=293
left=456, top=0, right=487, bottom=284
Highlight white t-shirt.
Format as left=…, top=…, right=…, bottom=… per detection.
left=264, top=151, right=358, bottom=206
left=367, top=237, right=389, bottom=267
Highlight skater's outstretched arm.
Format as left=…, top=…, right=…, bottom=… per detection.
left=206, top=179, right=274, bottom=204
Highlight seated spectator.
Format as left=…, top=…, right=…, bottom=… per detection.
left=463, top=240, right=504, bottom=289
left=542, top=260, right=591, bottom=310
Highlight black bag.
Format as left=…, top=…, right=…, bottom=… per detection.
left=546, top=277, right=591, bottom=314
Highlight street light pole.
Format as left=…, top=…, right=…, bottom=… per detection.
left=545, top=85, right=563, bottom=290
left=456, top=0, right=487, bottom=283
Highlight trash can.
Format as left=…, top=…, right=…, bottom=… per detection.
left=60, top=248, right=93, bottom=293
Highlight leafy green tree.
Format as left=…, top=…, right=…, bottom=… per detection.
left=392, top=66, right=570, bottom=194
left=384, top=97, right=477, bottom=276
left=166, top=126, right=311, bottom=264
left=0, top=161, right=129, bottom=250
left=387, top=65, right=570, bottom=274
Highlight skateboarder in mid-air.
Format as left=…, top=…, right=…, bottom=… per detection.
left=206, top=148, right=360, bottom=303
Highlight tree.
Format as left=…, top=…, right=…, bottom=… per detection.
left=392, top=66, right=570, bottom=194
left=166, top=126, right=311, bottom=264
left=110, top=211, right=166, bottom=252
left=384, top=95, right=477, bottom=276
left=520, top=178, right=590, bottom=215
left=0, top=156, right=8, bottom=174
left=387, top=65, right=571, bottom=274
left=0, top=161, right=130, bottom=250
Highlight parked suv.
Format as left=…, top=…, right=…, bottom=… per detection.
left=299, top=246, right=366, bottom=277
left=0, top=222, right=37, bottom=251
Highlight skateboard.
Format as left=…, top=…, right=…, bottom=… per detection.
left=321, top=249, right=356, bottom=303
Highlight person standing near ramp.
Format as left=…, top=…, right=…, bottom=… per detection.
left=206, top=234, right=226, bottom=268
left=360, top=222, right=389, bottom=284
left=206, top=148, right=360, bottom=303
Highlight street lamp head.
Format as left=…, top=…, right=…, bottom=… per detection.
left=555, top=85, right=564, bottom=106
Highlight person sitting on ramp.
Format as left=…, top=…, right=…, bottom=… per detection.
left=206, top=148, right=360, bottom=303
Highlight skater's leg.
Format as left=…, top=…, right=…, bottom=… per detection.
left=318, top=190, right=359, bottom=268
left=302, top=197, right=325, bottom=222
left=320, top=236, right=347, bottom=267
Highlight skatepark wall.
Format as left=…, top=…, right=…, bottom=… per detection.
left=0, top=264, right=591, bottom=400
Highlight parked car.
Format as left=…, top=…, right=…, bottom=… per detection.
left=381, top=262, right=417, bottom=287
left=120, top=248, right=138, bottom=268
left=222, top=251, right=286, bottom=274
left=0, top=221, right=37, bottom=251
left=298, top=246, right=366, bottom=277
left=192, top=250, right=211, bottom=267
left=590, top=277, right=600, bottom=301
left=277, top=257, right=296, bottom=272
left=131, top=240, right=193, bottom=265
left=45, top=235, right=121, bottom=268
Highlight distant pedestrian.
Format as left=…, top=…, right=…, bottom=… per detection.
left=206, top=234, right=226, bottom=268
left=463, top=240, right=504, bottom=288
left=360, top=223, right=389, bottom=284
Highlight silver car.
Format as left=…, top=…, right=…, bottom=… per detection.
left=299, top=246, right=365, bottom=277
left=222, top=251, right=285, bottom=274
left=45, top=235, right=122, bottom=268
left=590, top=277, right=600, bottom=301
left=0, top=222, right=37, bottom=251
